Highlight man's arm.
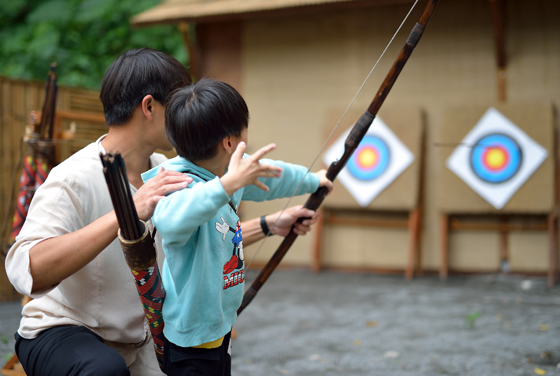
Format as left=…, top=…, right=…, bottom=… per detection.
left=27, top=212, right=120, bottom=293
left=242, top=206, right=319, bottom=246
left=9, top=169, right=191, bottom=294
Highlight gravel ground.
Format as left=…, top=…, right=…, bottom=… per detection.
left=1, top=270, right=559, bottom=375
left=0, top=299, right=20, bottom=367
left=231, top=270, right=560, bottom=376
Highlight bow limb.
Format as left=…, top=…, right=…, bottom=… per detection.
left=238, top=0, right=440, bottom=316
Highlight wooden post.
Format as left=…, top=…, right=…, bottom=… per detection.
left=414, top=124, right=426, bottom=277
left=440, top=213, right=449, bottom=280
left=405, top=208, right=420, bottom=280
left=311, top=208, right=325, bottom=273
left=499, top=216, right=509, bottom=272
left=414, top=207, right=424, bottom=277
left=548, top=214, right=558, bottom=288
left=551, top=129, right=560, bottom=287
left=489, top=0, right=507, bottom=102
left=178, top=21, right=201, bottom=81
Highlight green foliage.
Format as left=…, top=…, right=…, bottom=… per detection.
left=0, top=0, right=186, bottom=89
left=464, top=310, right=481, bottom=329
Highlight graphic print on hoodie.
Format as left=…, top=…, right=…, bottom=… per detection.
left=216, top=217, right=244, bottom=289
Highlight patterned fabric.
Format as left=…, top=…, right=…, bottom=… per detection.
left=132, top=261, right=166, bottom=367
left=11, top=156, right=37, bottom=241
left=11, top=154, right=53, bottom=242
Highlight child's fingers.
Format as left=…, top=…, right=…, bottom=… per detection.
left=251, top=143, right=277, bottom=161
left=252, top=179, right=270, bottom=192
left=227, top=142, right=246, bottom=172
left=258, top=170, right=282, bottom=178
left=259, top=163, right=283, bottom=175
left=233, top=142, right=247, bottom=161
left=323, top=179, right=334, bottom=193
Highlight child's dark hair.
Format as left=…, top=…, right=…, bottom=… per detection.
left=100, top=48, right=191, bottom=126
left=165, top=78, right=249, bottom=161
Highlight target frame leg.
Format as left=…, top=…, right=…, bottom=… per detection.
left=406, top=208, right=420, bottom=280
left=440, top=213, right=449, bottom=281
left=548, top=213, right=558, bottom=288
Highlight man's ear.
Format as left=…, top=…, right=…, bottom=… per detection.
left=140, top=95, right=154, bottom=120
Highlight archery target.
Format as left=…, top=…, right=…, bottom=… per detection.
left=346, top=135, right=390, bottom=181
left=446, top=108, right=548, bottom=210
left=470, top=133, right=522, bottom=184
left=323, top=117, right=414, bottom=207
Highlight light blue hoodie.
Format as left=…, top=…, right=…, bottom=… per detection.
left=142, top=156, right=319, bottom=347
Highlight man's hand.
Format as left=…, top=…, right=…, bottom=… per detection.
left=133, top=167, right=192, bottom=221
left=221, top=142, right=283, bottom=196
left=315, top=169, right=334, bottom=194
left=266, top=205, right=319, bottom=237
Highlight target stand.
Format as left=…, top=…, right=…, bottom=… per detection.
left=438, top=103, right=559, bottom=286
left=315, top=107, right=425, bottom=280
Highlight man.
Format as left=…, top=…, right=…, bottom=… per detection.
left=5, top=48, right=319, bottom=376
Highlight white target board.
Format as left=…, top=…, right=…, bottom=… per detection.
left=446, top=107, right=548, bottom=210
left=323, top=117, right=414, bottom=207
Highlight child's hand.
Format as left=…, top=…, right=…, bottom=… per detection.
left=315, top=169, right=334, bottom=194
left=220, top=142, right=283, bottom=196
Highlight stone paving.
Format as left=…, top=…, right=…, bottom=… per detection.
left=1, top=270, right=559, bottom=375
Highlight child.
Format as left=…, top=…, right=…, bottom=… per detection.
left=142, top=78, right=333, bottom=375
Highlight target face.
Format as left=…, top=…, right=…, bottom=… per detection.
left=323, top=117, right=414, bottom=207
left=470, top=133, right=522, bottom=184
left=446, top=108, right=548, bottom=210
left=347, top=136, right=390, bottom=181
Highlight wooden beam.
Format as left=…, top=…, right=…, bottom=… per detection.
left=132, top=0, right=418, bottom=27
left=326, top=214, right=409, bottom=229
left=448, top=219, right=548, bottom=232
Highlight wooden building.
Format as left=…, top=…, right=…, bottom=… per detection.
left=123, top=1, right=559, bottom=276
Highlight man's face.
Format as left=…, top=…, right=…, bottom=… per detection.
left=153, top=101, right=174, bottom=152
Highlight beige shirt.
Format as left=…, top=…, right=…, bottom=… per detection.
left=5, top=136, right=167, bottom=373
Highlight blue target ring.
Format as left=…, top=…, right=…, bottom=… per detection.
left=347, top=135, right=390, bottom=181
left=469, top=133, right=522, bottom=184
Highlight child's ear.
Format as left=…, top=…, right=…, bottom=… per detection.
left=223, top=136, right=234, bottom=153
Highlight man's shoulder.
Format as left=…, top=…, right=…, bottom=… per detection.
left=48, top=142, right=103, bottom=182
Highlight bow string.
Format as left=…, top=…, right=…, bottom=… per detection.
left=239, top=0, right=440, bottom=315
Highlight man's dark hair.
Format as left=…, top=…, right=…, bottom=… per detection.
left=100, top=48, right=191, bottom=125
left=165, top=78, right=249, bottom=162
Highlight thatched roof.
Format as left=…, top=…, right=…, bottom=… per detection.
left=131, top=0, right=414, bottom=26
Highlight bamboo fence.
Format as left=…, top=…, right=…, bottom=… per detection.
left=0, top=76, right=105, bottom=301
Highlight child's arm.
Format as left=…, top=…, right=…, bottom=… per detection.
left=240, top=159, right=332, bottom=203
left=152, top=177, right=230, bottom=247
left=221, top=142, right=332, bottom=202
left=241, top=205, right=319, bottom=244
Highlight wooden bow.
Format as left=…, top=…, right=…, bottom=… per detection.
left=238, top=0, right=440, bottom=315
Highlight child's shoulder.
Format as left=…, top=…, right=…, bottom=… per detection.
left=142, top=156, right=208, bottom=183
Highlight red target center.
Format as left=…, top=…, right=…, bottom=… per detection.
left=357, top=146, right=379, bottom=169
left=482, top=146, right=508, bottom=171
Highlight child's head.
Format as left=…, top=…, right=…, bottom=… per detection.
left=100, top=48, right=191, bottom=126
left=165, top=78, right=249, bottom=162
